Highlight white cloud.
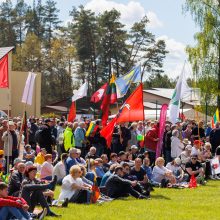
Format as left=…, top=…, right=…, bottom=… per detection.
left=85, top=0, right=163, bottom=29
left=156, top=35, right=192, bottom=79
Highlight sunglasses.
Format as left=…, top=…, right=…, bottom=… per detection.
left=191, top=157, right=197, bottom=160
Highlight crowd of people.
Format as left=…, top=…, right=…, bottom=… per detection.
left=0, top=116, right=220, bottom=219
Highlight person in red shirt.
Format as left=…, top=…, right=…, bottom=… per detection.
left=0, top=182, right=31, bottom=220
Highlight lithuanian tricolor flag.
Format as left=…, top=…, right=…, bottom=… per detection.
left=86, top=121, right=99, bottom=137
left=110, top=73, right=117, bottom=104
left=211, top=108, right=219, bottom=128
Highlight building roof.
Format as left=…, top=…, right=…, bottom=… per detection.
left=144, top=102, right=162, bottom=109
left=0, top=47, right=14, bottom=60
left=143, top=88, right=200, bottom=106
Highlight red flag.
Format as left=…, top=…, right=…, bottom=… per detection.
left=90, top=83, right=108, bottom=103
left=116, top=83, right=144, bottom=123
left=100, top=117, right=117, bottom=148
left=0, top=55, right=9, bottom=88
left=100, top=84, right=111, bottom=126
left=68, top=102, right=76, bottom=122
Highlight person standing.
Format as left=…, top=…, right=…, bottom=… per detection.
left=0, top=120, right=8, bottom=150
left=36, top=119, right=54, bottom=154
left=63, top=123, right=75, bottom=153
left=74, top=122, right=86, bottom=157
left=2, top=121, right=19, bottom=167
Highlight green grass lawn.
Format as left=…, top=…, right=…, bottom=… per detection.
left=45, top=181, right=220, bottom=220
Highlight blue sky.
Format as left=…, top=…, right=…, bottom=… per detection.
left=3, top=0, right=200, bottom=78
left=56, top=0, right=199, bottom=79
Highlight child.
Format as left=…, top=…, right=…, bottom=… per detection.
left=0, top=182, right=33, bottom=220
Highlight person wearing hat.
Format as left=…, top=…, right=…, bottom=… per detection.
left=20, top=166, right=59, bottom=217
left=191, top=140, right=203, bottom=160
left=180, top=145, right=192, bottom=166
left=2, top=121, right=19, bottom=168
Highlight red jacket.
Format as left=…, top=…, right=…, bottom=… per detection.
left=0, top=196, right=27, bottom=208
left=145, top=126, right=159, bottom=152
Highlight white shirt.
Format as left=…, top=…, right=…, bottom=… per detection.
left=171, top=136, right=184, bottom=158
left=40, top=161, right=53, bottom=179
left=152, top=166, right=171, bottom=183
left=52, top=161, right=66, bottom=181
left=59, top=175, right=83, bottom=201
left=166, top=163, right=181, bottom=174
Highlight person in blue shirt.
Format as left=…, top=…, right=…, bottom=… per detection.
left=65, top=148, right=78, bottom=174
left=100, top=164, right=118, bottom=187
left=141, top=157, right=153, bottom=181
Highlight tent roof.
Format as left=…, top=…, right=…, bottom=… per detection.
left=0, top=47, right=14, bottom=60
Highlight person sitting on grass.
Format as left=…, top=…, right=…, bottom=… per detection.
left=23, top=144, right=35, bottom=163
left=130, top=158, right=152, bottom=195
left=100, top=164, right=118, bottom=187
left=85, top=146, right=98, bottom=160
left=52, top=153, right=68, bottom=185
left=8, top=162, right=26, bottom=197
left=166, top=158, right=184, bottom=183
left=40, top=154, right=53, bottom=181
left=185, top=154, right=205, bottom=185
left=152, top=157, right=176, bottom=187
left=59, top=165, right=92, bottom=204
left=105, top=165, right=147, bottom=199
left=35, top=148, right=47, bottom=165
left=65, top=148, right=78, bottom=174
left=141, top=157, right=153, bottom=181
left=108, top=153, right=119, bottom=166
left=95, top=158, right=105, bottom=185
left=0, top=182, right=34, bottom=220
left=76, top=149, right=86, bottom=165
left=20, top=166, right=60, bottom=217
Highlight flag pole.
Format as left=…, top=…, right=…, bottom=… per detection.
left=140, top=64, right=146, bottom=149
left=7, top=92, right=10, bottom=174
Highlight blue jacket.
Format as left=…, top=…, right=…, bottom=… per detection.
left=74, top=127, right=86, bottom=147
left=65, top=156, right=77, bottom=174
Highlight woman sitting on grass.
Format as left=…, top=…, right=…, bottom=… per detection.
left=40, top=154, right=53, bottom=181
left=152, top=157, right=176, bottom=187
left=59, top=165, right=92, bottom=204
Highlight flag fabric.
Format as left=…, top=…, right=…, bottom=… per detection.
left=68, top=101, right=76, bottom=122
left=72, top=81, right=88, bottom=102
left=86, top=121, right=99, bottom=137
left=0, top=54, right=9, bottom=88
left=211, top=108, right=219, bottom=128
left=116, top=83, right=144, bottom=123
left=110, top=74, right=117, bottom=104
left=169, top=65, right=190, bottom=124
left=115, top=66, right=141, bottom=98
left=100, top=117, right=117, bottom=148
left=90, top=83, right=108, bottom=103
left=156, top=104, right=168, bottom=159
left=21, top=72, right=37, bottom=105
left=100, top=84, right=111, bottom=126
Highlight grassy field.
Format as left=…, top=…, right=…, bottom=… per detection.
left=45, top=181, right=220, bottom=220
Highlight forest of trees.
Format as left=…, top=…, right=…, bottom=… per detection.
left=0, top=0, right=173, bottom=105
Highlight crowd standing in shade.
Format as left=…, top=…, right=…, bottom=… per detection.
left=0, top=116, right=220, bottom=219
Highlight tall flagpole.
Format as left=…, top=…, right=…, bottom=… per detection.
left=7, top=92, right=10, bottom=174
left=140, top=64, right=146, bottom=149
